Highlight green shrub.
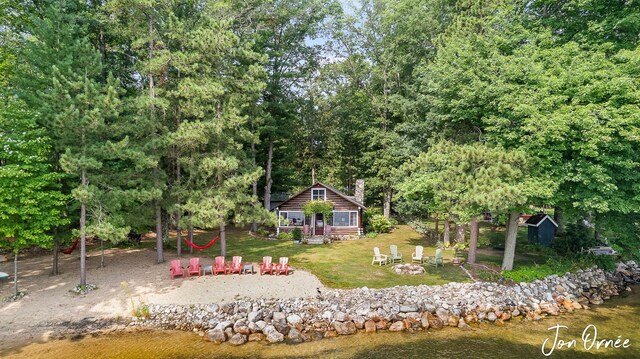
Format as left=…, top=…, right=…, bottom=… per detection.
left=553, top=223, right=594, bottom=256
left=476, top=270, right=502, bottom=282
left=365, top=232, right=377, bottom=238
left=368, top=215, right=396, bottom=233
left=502, top=258, right=573, bottom=282
left=256, top=228, right=270, bottom=238
left=277, top=232, right=293, bottom=240
left=291, top=228, right=302, bottom=241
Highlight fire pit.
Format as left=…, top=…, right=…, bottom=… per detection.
left=391, top=263, right=425, bottom=275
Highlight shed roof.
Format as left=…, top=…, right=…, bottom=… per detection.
left=276, top=182, right=366, bottom=210
left=525, top=213, right=558, bottom=228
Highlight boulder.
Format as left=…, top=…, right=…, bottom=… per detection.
left=248, top=333, right=265, bottom=342
left=435, top=308, right=450, bottom=323
left=266, top=330, right=285, bottom=343
left=427, top=312, right=443, bottom=329
left=248, top=310, right=263, bottom=323
left=229, top=333, right=247, bottom=346
left=207, top=329, right=226, bottom=344
left=333, top=321, right=357, bottom=335
left=287, top=314, right=303, bottom=326
left=287, top=328, right=301, bottom=340
left=364, top=320, right=377, bottom=333
left=389, top=321, right=405, bottom=332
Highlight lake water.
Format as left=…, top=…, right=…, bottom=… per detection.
left=3, top=287, right=639, bottom=358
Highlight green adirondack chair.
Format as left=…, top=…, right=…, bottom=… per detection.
left=427, top=248, right=444, bottom=267
left=389, top=245, right=402, bottom=263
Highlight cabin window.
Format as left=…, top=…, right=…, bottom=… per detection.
left=279, top=211, right=304, bottom=227
left=311, top=188, right=326, bottom=200
left=332, top=211, right=358, bottom=227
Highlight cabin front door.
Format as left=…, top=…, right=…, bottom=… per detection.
left=314, top=213, right=324, bottom=235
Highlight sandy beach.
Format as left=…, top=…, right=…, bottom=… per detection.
left=0, top=247, right=324, bottom=352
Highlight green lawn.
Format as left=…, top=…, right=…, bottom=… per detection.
left=154, top=225, right=469, bottom=289
left=131, top=221, right=554, bottom=289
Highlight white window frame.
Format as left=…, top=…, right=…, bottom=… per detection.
left=278, top=211, right=305, bottom=227
left=311, top=188, right=326, bottom=201
left=332, top=210, right=358, bottom=227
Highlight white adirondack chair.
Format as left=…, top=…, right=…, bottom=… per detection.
left=372, top=247, right=388, bottom=266
left=412, top=245, right=424, bottom=263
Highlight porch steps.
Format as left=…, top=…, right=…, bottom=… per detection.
left=306, top=236, right=325, bottom=244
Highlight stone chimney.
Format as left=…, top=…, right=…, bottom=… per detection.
left=355, top=179, right=365, bottom=205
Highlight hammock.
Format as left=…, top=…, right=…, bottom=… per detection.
left=183, top=236, right=219, bottom=250
left=62, top=239, right=79, bottom=255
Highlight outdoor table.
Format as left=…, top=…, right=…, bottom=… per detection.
left=203, top=265, right=213, bottom=275
left=242, top=263, right=254, bottom=274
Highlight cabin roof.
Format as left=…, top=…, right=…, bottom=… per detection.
left=525, top=213, right=558, bottom=228
left=277, top=182, right=366, bottom=210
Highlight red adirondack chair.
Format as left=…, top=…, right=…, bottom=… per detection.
left=260, top=256, right=274, bottom=275
left=228, top=256, right=243, bottom=275
left=187, top=257, right=202, bottom=277
left=213, top=256, right=227, bottom=275
left=170, top=260, right=185, bottom=279
left=275, top=257, right=289, bottom=276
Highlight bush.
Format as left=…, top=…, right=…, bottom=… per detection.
left=368, top=215, right=396, bottom=233
left=553, top=223, right=595, bottom=256
left=277, top=232, right=293, bottom=240
left=256, top=228, right=270, bottom=238
left=291, top=228, right=302, bottom=241
left=502, top=258, right=573, bottom=283
left=365, top=232, right=377, bottom=238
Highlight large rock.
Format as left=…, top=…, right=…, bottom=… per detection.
left=334, top=311, right=349, bottom=322
left=364, top=320, right=377, bottom=333
left=272, top=312, right=286, bottom=323
left=287, top=314, right=303, bottom=326
left=435, top=308, right=450, bottom=323
left=229, top=333, right=247, bottom=346
left=389, top=321, right=405, bottom=332
left=333, top=321, right=357, bottom=335
left=207, top=329, right=226, bottom=344
left=248, top=333, right=265, bottom=342
left=248, top=310, right=263, bottom=323
left=287, top=328, right=301, bottom=340
left=214, top=321, right=233, bottom=331
left=266, top=330, right=285, bottom=343
left=353, top=316, right=366, bottom=329
left=427, top=312, right=444, bottom=329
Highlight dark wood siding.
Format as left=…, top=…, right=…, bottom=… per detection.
left=278, top=184, right=360, bottom=211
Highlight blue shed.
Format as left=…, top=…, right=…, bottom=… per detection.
left=525, top=214, right=558, bottom=246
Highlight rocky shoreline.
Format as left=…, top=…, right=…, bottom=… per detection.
left=116, top=261, right=640, bottom=346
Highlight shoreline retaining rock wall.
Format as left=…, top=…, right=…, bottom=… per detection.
left=133, top=261, right=640, bottom=345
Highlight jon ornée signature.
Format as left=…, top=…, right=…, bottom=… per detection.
left=542, top=324, right=631, bottom=356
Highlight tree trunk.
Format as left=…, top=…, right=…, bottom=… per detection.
left=220, top=220, right=226, bottom=257
left=155, top=202, right=163, bottom=263
left=434, top=214, right=439, bottom=240
left=250, top=142, right=258, bottom=234
left=311, top=167, right=316, bottom=184
left=383, top=187, right=392, bottom=219
left=188, top=214, right=194, bottom=254
left=468, top=217, right=479, bottom=264
left=100, top=238, right=105, bottom=268
left=443, top=218, right=450, bottom=247
left=52, top=239, right=59, bottom=275
left=263, top=140, right=274, bottom=210
left=80, top=170, right=87, bottom=286
left=13, top=251, right=18, bottom=296
left=176, top=151, right=182, bottom=257
left=501, top=211, right=520, bottom=271
left=554, top=206, right=564, bottom=236
left=456, top=223, right=466, bottom=243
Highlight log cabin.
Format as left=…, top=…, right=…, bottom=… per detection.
left=275, top=182, right=366, bottom=237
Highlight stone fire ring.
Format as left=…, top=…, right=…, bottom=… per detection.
left=391, top=263, right=425, bottom=275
